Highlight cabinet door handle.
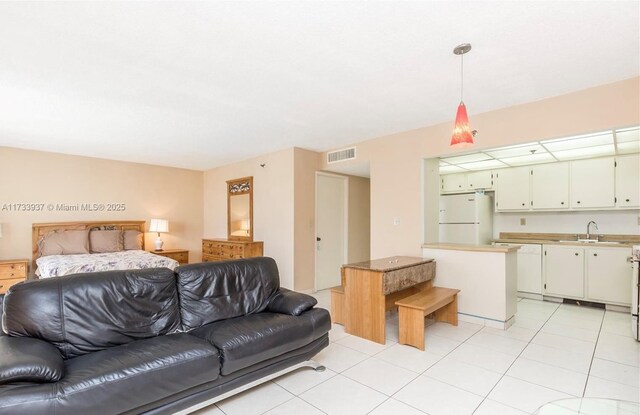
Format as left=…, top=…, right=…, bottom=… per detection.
left=626, top=199, right=630, bottom=202
left=521, top=203, right=525, bottom=206
left=574, top=253, right=579, bottom=256
left=593, top=253, right=598, bottom=257
left=576, top=201, right=581, bottom=204
left=561, top=202, right=565, bottom=205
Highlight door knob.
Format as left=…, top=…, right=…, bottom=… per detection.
left=316, top=237, right=321, bottom=242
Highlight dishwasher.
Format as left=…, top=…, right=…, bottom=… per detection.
left=495, top=243, right=543, bottom=295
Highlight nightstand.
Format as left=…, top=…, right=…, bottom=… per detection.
left=0, top=259, right=29, bottom=294
left=151, top=249, right=189, bottom=265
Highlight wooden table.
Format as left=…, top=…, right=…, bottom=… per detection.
left=340, top=256, right=435, bottom=344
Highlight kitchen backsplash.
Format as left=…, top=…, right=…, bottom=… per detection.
left=493, top=210, right=640, bottom=238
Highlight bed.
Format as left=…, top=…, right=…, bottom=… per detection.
left=32, top=221, right=179, bottom=278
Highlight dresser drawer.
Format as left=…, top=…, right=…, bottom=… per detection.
left=0, top=277, right=26, bottom=294
left=202, top=254, right=222, bottom=262
left=173, top=252, right=189, bottom=264
left=0, top=263, right=27, bottom=279
left=202, top=240, right=262, bottom=262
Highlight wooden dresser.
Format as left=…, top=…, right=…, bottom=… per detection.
left=202, top=239, right=264, bottom=262
left=0, top=259, right=29, bottom=294
left=151, top=249, right=189, bottom=265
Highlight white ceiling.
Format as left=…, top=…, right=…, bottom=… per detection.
left=0, top=2, right=638, bottom=171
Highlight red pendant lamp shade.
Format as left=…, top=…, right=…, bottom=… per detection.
left=450, top=101, right=474, bottom=148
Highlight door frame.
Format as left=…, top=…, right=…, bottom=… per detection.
left=314, top=171, right=349, bottom=292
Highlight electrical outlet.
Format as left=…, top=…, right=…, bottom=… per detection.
left=520, top=218, right=527, bottom=226
left=393, top=217, right=400, bottom=226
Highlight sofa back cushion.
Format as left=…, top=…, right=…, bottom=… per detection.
left=176, top=257, right=280, bottom=330
left=2, top=268, right=181, bottom=359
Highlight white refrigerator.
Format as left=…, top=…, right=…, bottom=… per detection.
left=439, top=193, right=493, bottom=245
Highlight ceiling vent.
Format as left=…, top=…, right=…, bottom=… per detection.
left=327, top=147, right=356, bottom=164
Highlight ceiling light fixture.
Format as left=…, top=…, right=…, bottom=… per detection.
left=450, top=43, right=474, bottom=148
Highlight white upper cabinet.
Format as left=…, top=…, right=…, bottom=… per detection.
left=441, top=171, right=494, bottom=194
left=495, top=167, right=530, bottom=211
left=615, top=154, right=640, bottom=208
left=531, top=162, right=569, bottom=210
left=466, top=171, right=493, bottom=191
left=441, top=173, right=466, bottom=193
left=570, top=157, right=615, bottom=209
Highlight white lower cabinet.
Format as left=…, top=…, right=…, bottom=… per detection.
left=586, top=247, right=633, bottom=306
left=544, top=245, right=584, bottom=299
left=517, top=244, right=543, bottom=294
left=543, top=244, right=632, bottom=306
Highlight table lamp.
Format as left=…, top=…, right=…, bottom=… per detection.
left=149, top=219, right=169, bottom=251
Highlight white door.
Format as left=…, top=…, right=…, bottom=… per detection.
left=544, top=245, right=585, bottom=299
left=495, top=167, right=530, bottom=211
left=586, top=247, right=633, bottom=305
left=570, top=157, right=615, bottom=209
left=316, top=174, right=347, bottom=291
left=531, top=162, right=569, bottom=209
left=615, top=154, right=640, bottom=208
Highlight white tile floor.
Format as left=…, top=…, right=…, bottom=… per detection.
left=193, top=291, right=640, bottom=415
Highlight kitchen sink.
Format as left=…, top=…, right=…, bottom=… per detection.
left=558, top=239, right=625, bottom=245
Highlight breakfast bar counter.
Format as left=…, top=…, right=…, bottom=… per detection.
left=422, top=243, right=518, bottom=329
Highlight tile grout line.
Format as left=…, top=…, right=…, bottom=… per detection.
left=268, top=379, right=330, bottom=415
left=471, top=300, right=563, bottom=415
left=581, top=308, right=606, bottom=398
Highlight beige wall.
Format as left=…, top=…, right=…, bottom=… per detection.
left=0, top=147, right=204, bottom=266
left=347, top=175, right=370, bottom=263
left=320, top=77, right=640, bottom=259
left=293, top=148, right=321, bottom=291
left=203, top=148, right=296, bottom=288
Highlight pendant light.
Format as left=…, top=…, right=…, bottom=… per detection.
left=450, top=43, right=474, bottom=148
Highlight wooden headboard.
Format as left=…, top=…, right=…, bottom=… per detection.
left=32, top=221, right=146, bottom=266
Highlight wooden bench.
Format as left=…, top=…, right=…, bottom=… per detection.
left=395, top=286, right=460, bottom=350
left=330, top=285, right=345, bottom=325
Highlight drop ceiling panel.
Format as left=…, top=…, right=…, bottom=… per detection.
left=440, top=126, right=639, bottom=173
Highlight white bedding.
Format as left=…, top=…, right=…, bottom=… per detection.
left=36, top=250, right=180, bottom=278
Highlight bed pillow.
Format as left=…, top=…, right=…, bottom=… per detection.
left=89, top=230, right=123, bottom=253
left=123, top=230, right=143, bottom=250
left=38, top=230, right=90, bottom=256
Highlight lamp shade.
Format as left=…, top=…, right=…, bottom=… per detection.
left=149, top=219, right=169, bottom=233
left=450, top=102, right=474, bottom=148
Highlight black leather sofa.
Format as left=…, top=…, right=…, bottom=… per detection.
left=0, top=257, right=330, bottom=415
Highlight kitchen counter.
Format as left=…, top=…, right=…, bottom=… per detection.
left=422, top=242, right=521, bottom=253
left=494, top=232, right=640, bottom=248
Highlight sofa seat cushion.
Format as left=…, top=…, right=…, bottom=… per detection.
left=190, top=308, right=331, bottom=375
left=59, top=333, right=218, bottom=414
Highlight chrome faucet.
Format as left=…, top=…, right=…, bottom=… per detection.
left=586, top=221, right=599, bottom=241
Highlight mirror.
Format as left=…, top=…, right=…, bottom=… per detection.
left=227, top=176, right=253, bottom=241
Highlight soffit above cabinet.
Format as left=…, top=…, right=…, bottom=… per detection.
left=439, top=126, right=639, bottom=173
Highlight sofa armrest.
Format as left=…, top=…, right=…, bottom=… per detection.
left=266, top=288, right=317, bottom=316
left=0, top=336, right=64, bottom=385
